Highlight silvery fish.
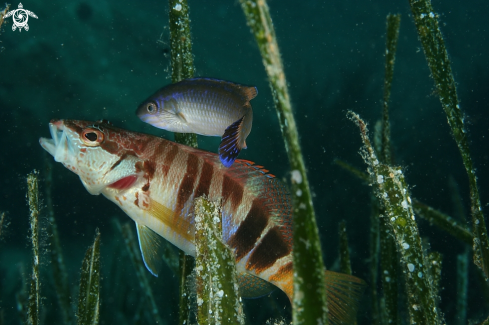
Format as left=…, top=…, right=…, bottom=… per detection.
left=136, top=78, right=257, bottom=168
left=39, top=119, right=364, bottom=324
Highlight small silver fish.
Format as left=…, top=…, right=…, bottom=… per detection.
left=136, top=78, right=257, bottom=168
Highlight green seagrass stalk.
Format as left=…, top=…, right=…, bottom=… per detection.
left=381, top=14, right=400, bottom=165
left=338, top=221, right=352, bottom=275
left=378, top=14, right=402, bottom=315
left=168, top=0, right=197, bottom=148
left=239, top=1, right=327, bottom=323
left=368, top=197, right=381, bottom=325
left=26, top=171, right=40, bottom=325
left=349, top=111, right=442, bottom=325
left=168, top=1, right=198, bottom=321
left=16, top=264, right=29, bottom=324
left=413, top=199, right=472, bottom=245
left=116, top=221, right=163, bottom=324
left=0, top=4, right=10, bottom=32
left=336, top=160, right=472, bottom=246
left=456, top=250, right=469, bottom=325
left=379, top=215, right=398, bottom=325
left=194, top=197, right=244, bottom=325
left=408, top=0, right=489, bottom=280
left=0, top=212, right=5, bottom=242
left=427, top=251, right=442, bottom=295
left=77, top=231, right=101, bottom=325
left=45, top=160, right=74, bottom=325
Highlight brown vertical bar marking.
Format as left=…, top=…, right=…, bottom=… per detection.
left=221, top=174, right=244, bottom=212
left=162, top=143, right=179, bottom=177
left=228, top=198, right=268, bottom=261
left=194, top=160, right=214, bottom=198
left=246, top=226, right=291, bottom=274
left=175, top=153, right=199, bottom=214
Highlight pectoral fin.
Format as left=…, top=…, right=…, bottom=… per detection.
left=136, top=222, right=164, bottom=277
left=237, top=272, right=275, bottom=299
left=219, top=116, right=245, bottom=168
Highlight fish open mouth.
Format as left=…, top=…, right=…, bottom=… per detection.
left=39, top=120, right=73, bottom=163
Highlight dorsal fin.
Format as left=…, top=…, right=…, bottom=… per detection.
left=135, top=222, right=164, bottom=277
left=183, top=78, right=258, bottom=101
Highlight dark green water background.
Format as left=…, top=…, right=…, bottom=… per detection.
left=0, top=0, right=488, bottom=323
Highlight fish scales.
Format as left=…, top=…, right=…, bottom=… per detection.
left=40, top=119, right=364, bottom=324
left=150, top=137, right=293, bottom=275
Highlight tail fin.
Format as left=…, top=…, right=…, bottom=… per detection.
left=270, top=267, right=365, bottom=324
left=324, top=270, right=366, bottom=325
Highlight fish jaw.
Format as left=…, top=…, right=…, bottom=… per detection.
left=39, top=119, right=138, bottom=195
left=40, top=120, right=83, bottom=177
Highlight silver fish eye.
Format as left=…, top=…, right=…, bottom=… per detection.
left=147, top=103, right=157, bottom=113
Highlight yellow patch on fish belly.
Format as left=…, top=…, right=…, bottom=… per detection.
left=147, top=199, right=194, bottom=241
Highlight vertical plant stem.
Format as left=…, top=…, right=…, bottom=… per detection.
left=0, top=4, right=10, bottom=31
left=408, top=0, right=489, bottom=280
left=369, top=198, right=381, bottom=325
left=194, top=197, right=244, bottom=325
left=178, top=252, right=194, bottom=325
left=16, top=264, right=28, bottom=325
left=427, top=251, right=442, bottom=296
left=168, top=0, right=197, bottom=148
left=239, top=1, right=327, bottom=323
left=338, top=221, right=352, bottom=275
left=455, top=250, right=469, bottom=325
left=379, top=216, right=398, bottom=325
left=378, top=15, right=401, bottom=324
left=348, top=112, right=442, bottom=325
left=26, top=171, right=40, bottom=325
left=116, top=221, right=163, bottom=324
left=381, top=14, right=401, bottom=164
left=45, top=159, right=73, bottom=325
left=168, top=1, right=198, bottom=322
left=0, top=212, right=5, bottom=241
left=77, top=230, right=101, bottom=325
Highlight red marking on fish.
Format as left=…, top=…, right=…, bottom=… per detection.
left=108, top=175, right=138, bottom=190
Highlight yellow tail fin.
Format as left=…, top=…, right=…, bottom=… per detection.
left=272, top=268, right=365, bottom=325
left=324, top=270, right=366, bottom=325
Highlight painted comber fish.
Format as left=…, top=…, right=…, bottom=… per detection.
left=39, top=119, right=364, bottom=324
left=136, top=78, right=257, bottom=168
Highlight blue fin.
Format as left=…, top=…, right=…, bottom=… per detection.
left=219, top=116, right=244, bottom=167
left=135, top=222, right=163, bottom=277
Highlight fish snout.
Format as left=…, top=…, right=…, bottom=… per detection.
left=39, top=120, right=72, bottom=163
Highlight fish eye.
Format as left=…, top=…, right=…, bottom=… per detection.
left=81, top=129, right=104, bottom=146
left=147, top=103, right=157, bottom=114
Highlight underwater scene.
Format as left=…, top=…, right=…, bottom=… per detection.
left=0, top=0, right=488, bottom=324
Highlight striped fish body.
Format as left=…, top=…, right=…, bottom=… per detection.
left=40, top=120, right=364, bottom=323
left=40, top=119, right=293, bottom=296
left=136, top=78, right=258, bottom=167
